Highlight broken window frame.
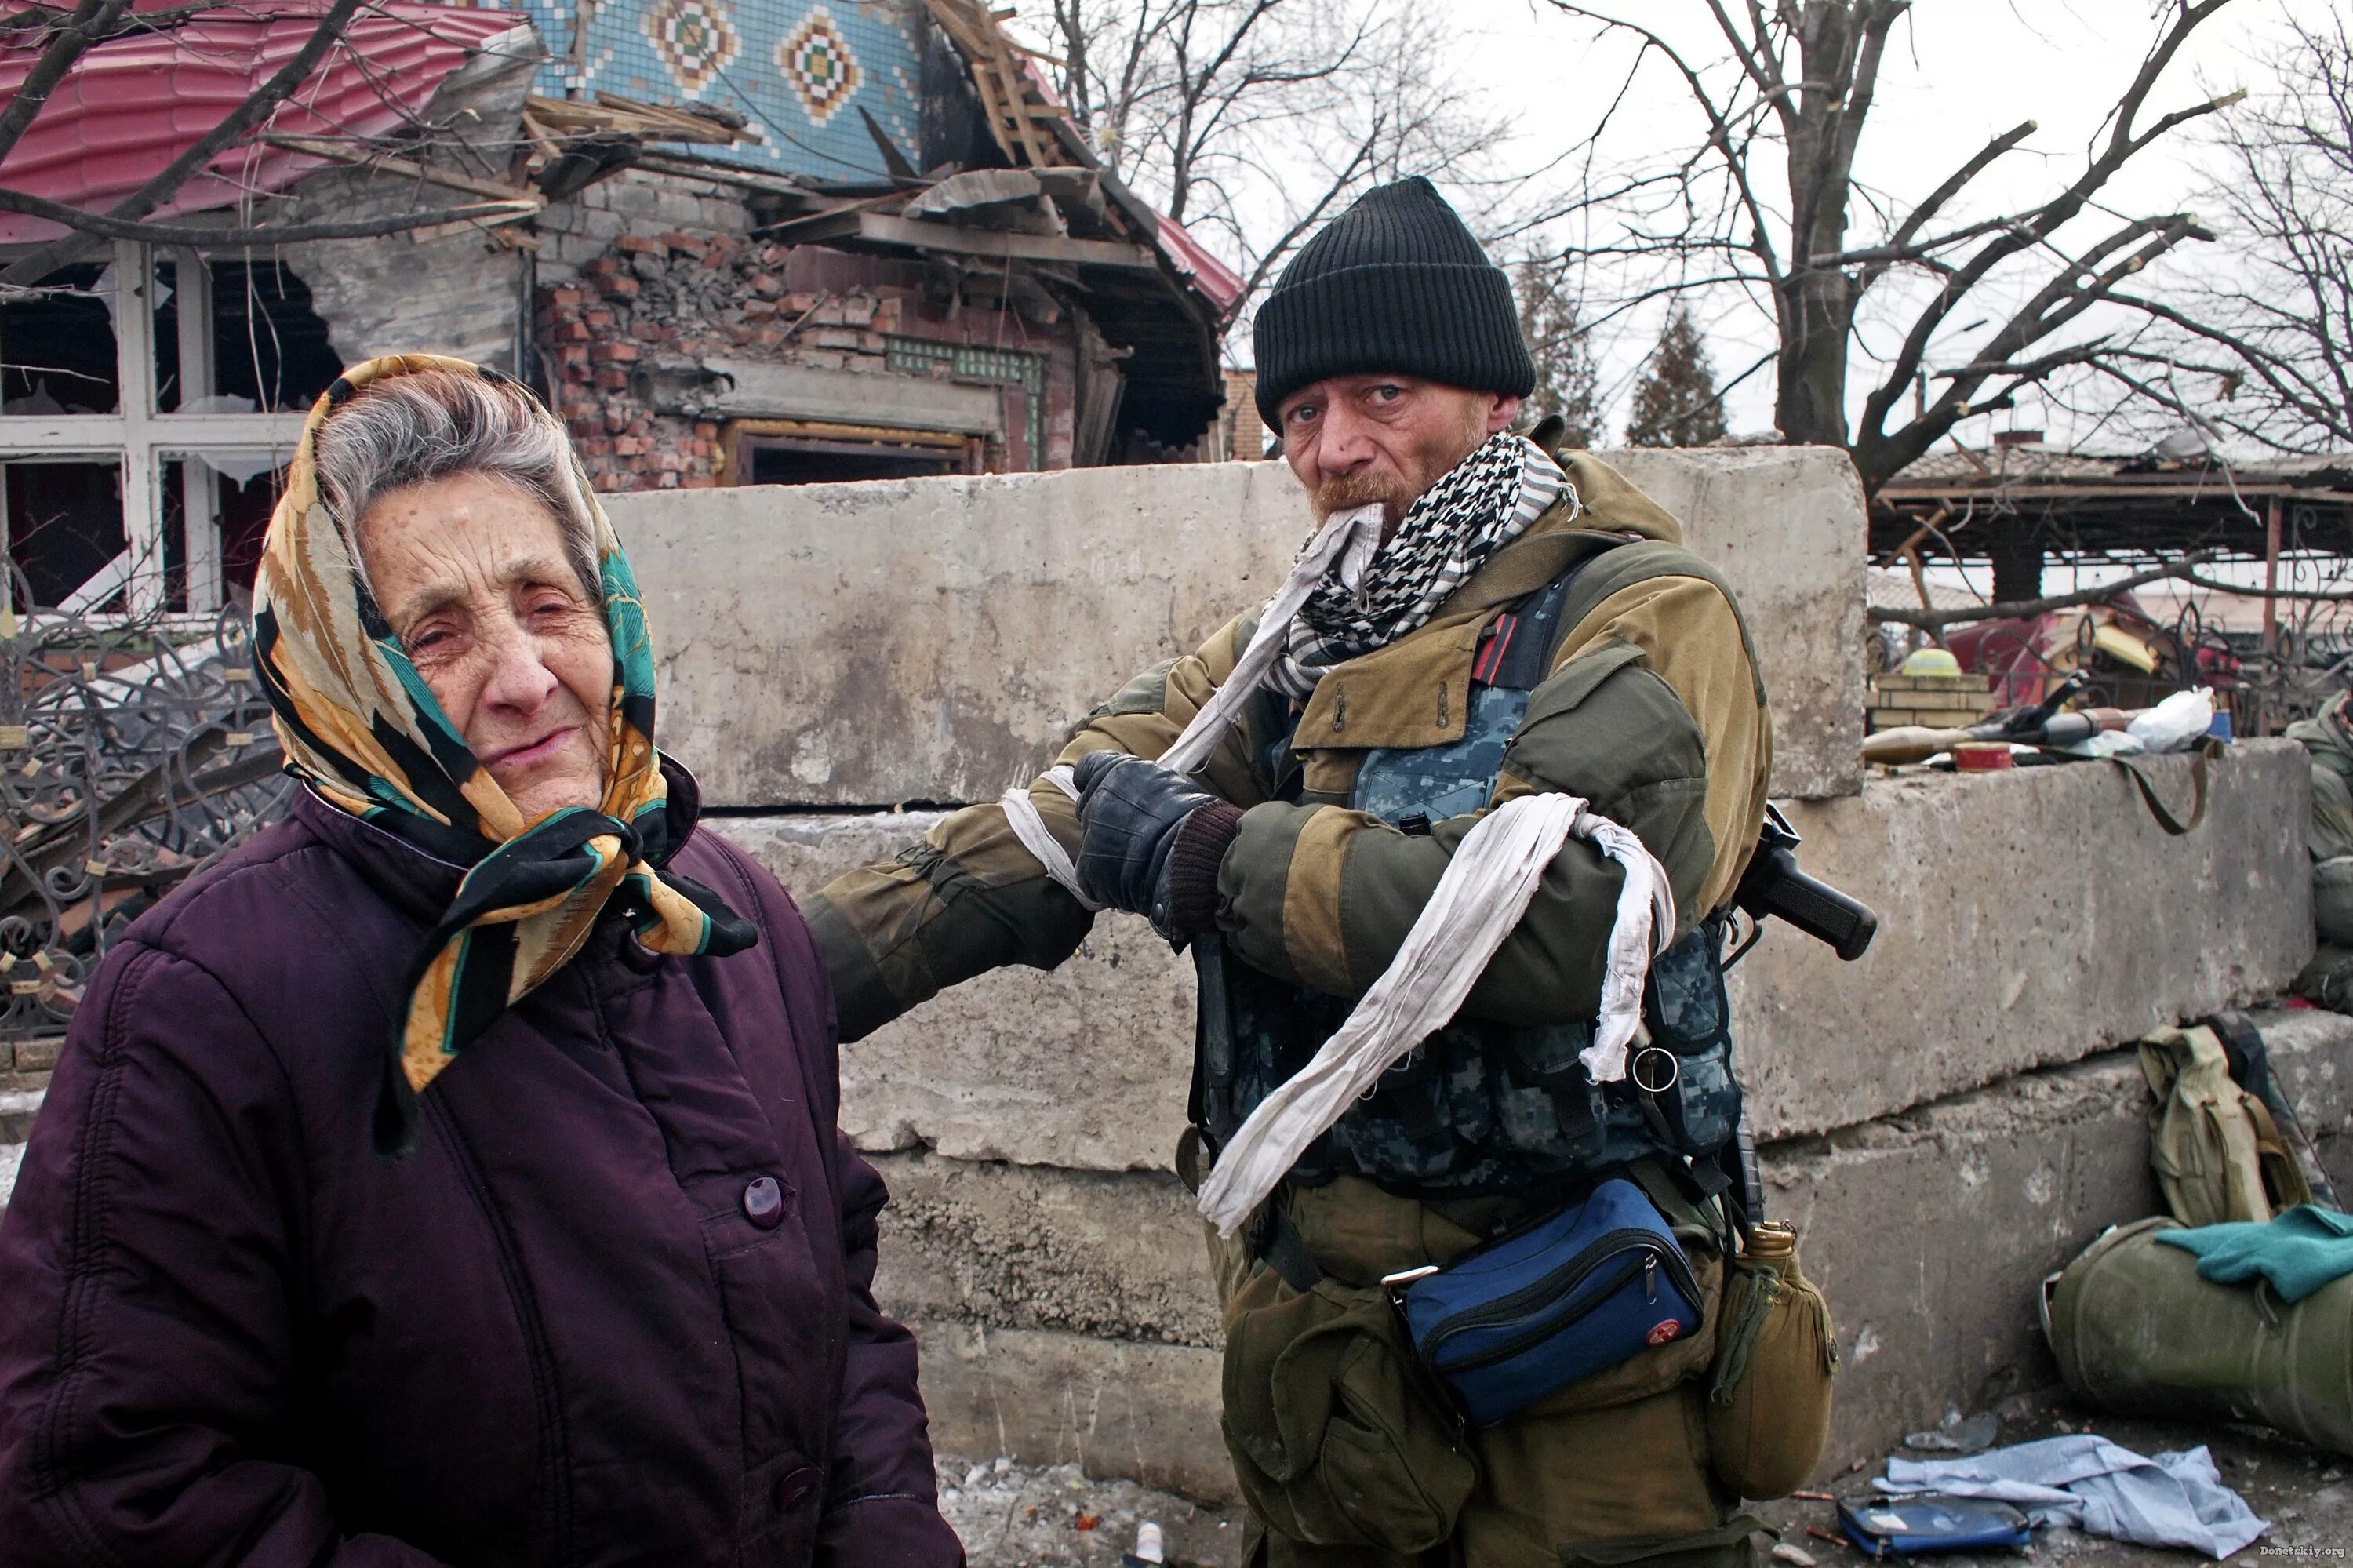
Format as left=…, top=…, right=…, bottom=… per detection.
left=881, top=337, right=1047, bottom=471
left=716, top=418, right=986, bottom=485
left=0, top=241, right=310, bottom=620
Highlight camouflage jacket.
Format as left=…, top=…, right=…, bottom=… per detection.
left=806, top=452, right=1773, bottom=1053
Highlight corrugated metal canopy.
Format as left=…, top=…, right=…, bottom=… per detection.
left=0, top=2, right=531, bottom=245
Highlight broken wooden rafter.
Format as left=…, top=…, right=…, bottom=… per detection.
left=262, top=135, right=544, bottom=207
left=918, top=0, right=1065, bottom=169
left=522, top=93, right=752, bottom=147
left=855, top=211, right=1153, bottom=269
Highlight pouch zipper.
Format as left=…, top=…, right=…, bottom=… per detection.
left=1421, top=1230, right=1700, bottom=1373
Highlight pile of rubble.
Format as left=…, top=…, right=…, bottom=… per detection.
left=539, top=229, right=915, bottom=493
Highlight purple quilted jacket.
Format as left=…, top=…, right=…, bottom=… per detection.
left=0, top=768, right=962, bottom=1568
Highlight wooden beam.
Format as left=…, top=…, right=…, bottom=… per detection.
left=728, top=417, right=970, bottom=448
left=855, top=211, right=1156, bottom=268
left=754, top=191, right=904, bottom=244
left=263, top=136, right=542, bottom=205
left=2264, top=493, right=2283, bottom=654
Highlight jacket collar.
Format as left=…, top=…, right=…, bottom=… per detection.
left=1289, top=496, right=1641, bottom=751
left=291, top=755, right=707, bottom=925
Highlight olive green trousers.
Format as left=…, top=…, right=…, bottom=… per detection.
left=1206, top=1170, right=1763, bottom=1568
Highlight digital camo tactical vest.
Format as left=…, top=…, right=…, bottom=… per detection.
left=1191, top=555, right=1747, bottom=1198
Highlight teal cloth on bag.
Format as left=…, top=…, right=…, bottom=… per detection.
left=2155, top=1205, right=2353, bottom=1302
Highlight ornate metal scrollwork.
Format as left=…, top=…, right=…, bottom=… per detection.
left=0, top=587, right=291, bottom=1042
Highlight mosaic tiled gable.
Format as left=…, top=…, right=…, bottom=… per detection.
left=520, top=0, right=922, bottom=177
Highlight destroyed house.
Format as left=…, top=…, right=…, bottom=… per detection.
left=0, top=0, right=1241, bottom=617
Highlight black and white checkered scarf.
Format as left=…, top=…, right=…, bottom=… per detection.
left=1271, top=431, right=1570, bottom=698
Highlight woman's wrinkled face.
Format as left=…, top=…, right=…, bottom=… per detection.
left=360, top=473, right=612, bottom=822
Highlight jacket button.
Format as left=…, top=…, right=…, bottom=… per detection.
left=773, top=1464, right=821, bottom=1512
left=741, top=1176, right=785, bottom=1228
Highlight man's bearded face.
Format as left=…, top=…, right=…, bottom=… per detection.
left=1275, top=375, right=1518, bottom=540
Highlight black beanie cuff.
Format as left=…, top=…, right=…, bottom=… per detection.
left=1253, top=180, right=1536, bottom=427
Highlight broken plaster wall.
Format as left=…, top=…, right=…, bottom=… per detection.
left=265, top=28, right=540, bottom=373
left=533, top=185, right=1087, bottom=493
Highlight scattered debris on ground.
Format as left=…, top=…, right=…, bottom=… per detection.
left=935, top=1455, right=1240, bottom=1567
left=1751, top=1388, right=2353, bottom=1566
left=944, top=1385, right=2353, bottom=1567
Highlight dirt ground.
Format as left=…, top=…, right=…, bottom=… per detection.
left=936, top=1388, right=2353, bottom=1568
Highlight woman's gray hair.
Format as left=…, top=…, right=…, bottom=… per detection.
left=313, top=369, right=601, bottom=605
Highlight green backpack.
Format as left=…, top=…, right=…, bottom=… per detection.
left=2140, top=1024, right=2312, bottom=1227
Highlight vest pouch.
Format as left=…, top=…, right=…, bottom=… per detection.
left=1220, top=1257, right=1478, bottom=1552
left=1654, top=1039, right=1742, bottom=1159
left=1643, top=923, right=1732, bottom=1059
left=1705, top=1224, right=1836, bottom=1498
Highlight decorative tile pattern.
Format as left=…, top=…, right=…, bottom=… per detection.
left=642, top=0, right=741, bottom=96
left=519, top=0, right=923, bottom=178
left=777, top=5, right=860, bottom=127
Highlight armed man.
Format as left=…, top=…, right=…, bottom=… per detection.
left=809, top=177, right=1842, bottom=1568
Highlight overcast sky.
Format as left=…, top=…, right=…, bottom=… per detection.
left=1441, top=0, right=2329, bottom=445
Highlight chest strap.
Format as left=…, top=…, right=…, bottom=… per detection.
left=1470, top=550, right=1598, bottom=691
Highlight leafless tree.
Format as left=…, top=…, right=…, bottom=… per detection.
left=1035, top=0, right=1508, bottom=323
left=2094, top=13, right=2353, bottom=453
left=1525, top=1, right=2246, bottom=493
left=0, top=0, right=535, bottom=286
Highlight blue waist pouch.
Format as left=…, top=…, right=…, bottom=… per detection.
left=1392, top=1177, right=1704, bottom=1427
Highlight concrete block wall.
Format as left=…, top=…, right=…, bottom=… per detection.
left=619, top=443, right=2322, bottom=1497
left=609, top=446, right=1867, bottom=808
left=712, top=748, right=2315, bottom=1493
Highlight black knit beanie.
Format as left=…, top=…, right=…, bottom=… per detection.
left=1253, top=176, right=1535, bottom=427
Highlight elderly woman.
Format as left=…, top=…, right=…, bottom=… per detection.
left=0, top=355, right=963, bottom=1567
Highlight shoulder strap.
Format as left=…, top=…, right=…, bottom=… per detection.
left=1472, top=543, right=1618, bottom=692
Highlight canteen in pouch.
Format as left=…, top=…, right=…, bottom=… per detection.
left=1704, top=1220, right=1838, bottom=1498
left=1394, top=1177, right=1704, bottom=1427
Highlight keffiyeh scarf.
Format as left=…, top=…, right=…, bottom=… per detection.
left=251, top=353, right=755, bottom=1155
left=1272, top=431, right=1569, bottom=697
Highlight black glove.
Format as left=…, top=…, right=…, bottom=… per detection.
left=1072, top=751, right=1239, bottom=940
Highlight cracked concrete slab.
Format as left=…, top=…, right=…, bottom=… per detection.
left=614, top=446, right=1866, bottom=809
left=715, top=744, right=2310, bottom=1173
left=875, top=1009, right=2353, bottom=1502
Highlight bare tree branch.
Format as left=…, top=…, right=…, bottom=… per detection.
left=0, top=0, right=133, bottom=170
left=1867, top=550, right=2219, bottom=628
left=1042, top=0, right=1506, bottom=328
left=2, top=0, right=373, bottom=285
left=0, top=189, right=538, bottom=245
left=1536, top=0, right=2244, bottom=489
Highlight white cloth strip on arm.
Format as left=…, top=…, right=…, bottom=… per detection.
left=995, top=503, right=1380, bottom=908
left=1573, top=808, right=1679, bottom=1084
left=1195, top=791, right=1678, bottom=1237
left=998, top=765, right=1102, bottom=910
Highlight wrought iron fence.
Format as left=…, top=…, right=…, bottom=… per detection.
left=0, top=581, right=290, bottom=1042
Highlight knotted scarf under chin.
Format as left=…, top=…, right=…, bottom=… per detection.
left=1272, top=431, right=1568, bottom=698
left=247, top=352, right=757, bottom=1156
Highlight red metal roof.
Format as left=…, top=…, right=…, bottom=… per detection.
left=0, top=2, right=530, bottom=246
left=1151, top=213, right=1244, bottom=316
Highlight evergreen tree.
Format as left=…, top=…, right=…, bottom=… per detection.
left=1514, top=258, right=1602, bottom=449
left=1625, top=306, right=1727, bottom=447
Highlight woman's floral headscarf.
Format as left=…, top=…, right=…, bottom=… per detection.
left=251, top=353, right=755, bottom=1153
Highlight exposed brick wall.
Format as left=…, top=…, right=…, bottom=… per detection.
left=539, top=226, right=1086, bottom=493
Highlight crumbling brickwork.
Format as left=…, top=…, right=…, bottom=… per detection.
left=538, top=224, right=1085, bottom=493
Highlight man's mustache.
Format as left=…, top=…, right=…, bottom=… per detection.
left=1312, top=471, right=1410, bottom=523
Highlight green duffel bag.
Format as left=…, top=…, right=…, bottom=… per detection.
left=2044, top=1216, right=2353, bottom=1457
